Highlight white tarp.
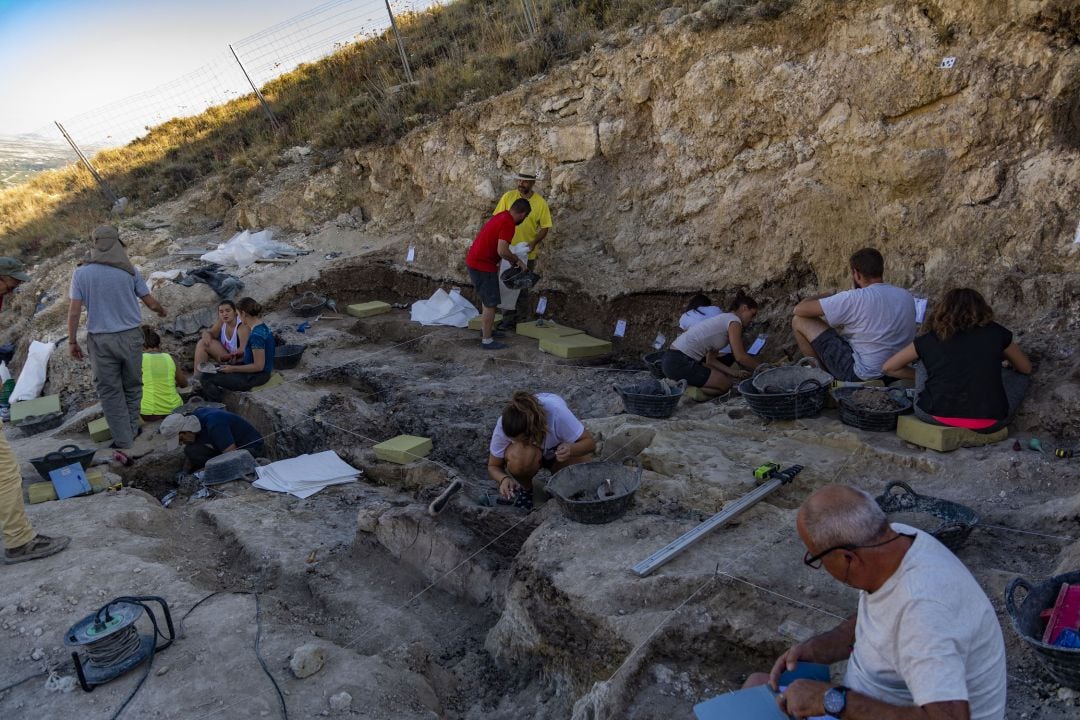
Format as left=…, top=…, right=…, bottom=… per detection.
left=252, top=450, right=360, bottom=499
left=410, top=288, right=479, bottom=328
left=498, top=243, right=530, bottom=311
left=200, top=229, right=301, bottom=268
left=9, top=340, right=54, bottom=403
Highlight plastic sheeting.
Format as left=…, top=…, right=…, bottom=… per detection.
left=200, top=229, right=302, bottom=268
left=252, top=450, right=360, bottom=499
left=410, top=288, right=479, bottom=328
left=10, top=340, right=54, bottom=403
left=497, top=244, right=530, bottom=311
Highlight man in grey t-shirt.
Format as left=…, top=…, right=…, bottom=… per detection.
left=67, top=225, right=167, bottom=449
left=792, top=248, right=915, bottom=381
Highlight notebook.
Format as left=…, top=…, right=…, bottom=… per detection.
left=49, top=462, right=92, bottom=500
left=693, top=662, right=831, bottom=720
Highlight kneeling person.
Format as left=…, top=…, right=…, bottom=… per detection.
left=161, top=407, right=264, bottom=471
left=662, top=294, right=760, bottom=396
left=487, top=392, right=595, bottom=502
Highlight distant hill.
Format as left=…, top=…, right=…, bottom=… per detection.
left=0, top=134, right=76, bottom=188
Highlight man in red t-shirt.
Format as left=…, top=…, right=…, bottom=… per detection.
left=466, top=198, right=531, bottom=349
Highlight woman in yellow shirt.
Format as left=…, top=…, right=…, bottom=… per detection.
left=140, top=327, right=187, bottom=421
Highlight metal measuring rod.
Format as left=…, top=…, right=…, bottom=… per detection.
left=632, top=464, right=803, bottom=577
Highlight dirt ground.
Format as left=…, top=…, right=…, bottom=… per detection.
left=2, top=239, right=1079, bottom=719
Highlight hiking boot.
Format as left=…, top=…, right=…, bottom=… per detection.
left=4, top=534, right=70, bottom=565
left=481, top=341, right=508, bottom=350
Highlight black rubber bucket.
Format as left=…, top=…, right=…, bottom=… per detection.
left=874, top=481, right=978, bottom=551
left=289, top=291, right=326, bottom=317
left=614, top=379, right=686, bottom=419
left=739, top=378, right=829, bottom=420
left=29, top=444, right=96, bottom=481
left=835, top=387, right=912, bottom=432
left=274, top=344, right=306, bottom=370
left=642, top=351, right=665, bottom=379
left=547, top=459, right=642, bottom=524
left=16, top=412, right=64, bottom=437
left=1006, top=571, right=1080, bottom=689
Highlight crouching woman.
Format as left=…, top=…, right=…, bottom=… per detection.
left=487, top=392, right=595, bottom=503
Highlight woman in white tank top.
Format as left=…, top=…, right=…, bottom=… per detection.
left=194, top=300, right=249, bottom=373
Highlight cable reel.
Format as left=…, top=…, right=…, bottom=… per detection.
left=63, top=596, right=175, bottom=692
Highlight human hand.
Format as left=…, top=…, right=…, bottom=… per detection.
left=776, top=679, right=829, bottom=719
left=768, top=643, right=810, bottom=691
left=555, top=442, right=573, bottom=463
left=156, top=306, right=167, bottom=318
left=218, top=364, right=233, bottom=374
left=733, top=369, right=750, bottom=380
left=498, top=475, right=522, bottom=500
left=69, top=342, right=84, bottom=361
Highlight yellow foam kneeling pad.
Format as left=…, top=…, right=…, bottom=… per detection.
left=251, top=373, right=285, bottom=392
left=347, top=301, right=392, bottom=318
left=28, top=482, right=58, bottom=504
left=468, top=314, right=502, bottom=331
left=516, top=321, right=584, bottom=340
left=896, top=414, right=1008, bottom=452
left=88, top=417, right=112, bottom=442
left=11, top=395, right=61, bottom=424
left=539, top=334, right=612, bottom=359
left=684, top=387, right=712, bottom=402
left=373, top=435, right=433, bottom=465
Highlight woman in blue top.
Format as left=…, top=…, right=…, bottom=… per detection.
left=200, top=297, right=274, bottom=401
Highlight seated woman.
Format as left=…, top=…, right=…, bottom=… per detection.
left=662, top=293, right=760, bottom=396
left=679, top=293, right=724, bottom=330
left=487, top=391, right=596, bottom=503
left=140, top=327, right=187, bottom=422
left=194, top=300, right=247, bottom=375
left=883, top=287, right=1032, bottom=433
left=200, top=297, right=274, bottom=401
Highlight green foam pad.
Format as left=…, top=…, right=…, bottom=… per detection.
left=539, top=334, right=612, bottom=359
left=88, top=417, right=112, bottom=442
left=251, top=373, right=285, bottom=392
left=347, top=301, right=392, bottom=318
left=10, top=395, right=61, bottom=424
left=373, top=435, right=433, bottom=465
left=468, top=314, right=502, bottom=331
left=684, top=387, right=712, bottom=402
left=896, top=414, right=1008, bottom=452
left=516, top=321, right=585, bottom=340
left=27, top=482, right=57, bottom=504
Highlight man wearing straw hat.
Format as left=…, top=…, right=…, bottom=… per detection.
left=67, top=225, right=167, bottom=450
left=0, top=256, right=70, bottom=564
left=492, top=165, right=553, bottom=329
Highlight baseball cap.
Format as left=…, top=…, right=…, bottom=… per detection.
left=0, top=257, right=30, bottom=282
left=159, top=413, right=201, bottom=449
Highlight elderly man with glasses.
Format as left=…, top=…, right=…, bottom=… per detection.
left=743, top=484, right=1006, bottom=720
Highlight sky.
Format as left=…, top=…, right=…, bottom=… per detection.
left=0, top=0, right=339, bottom=137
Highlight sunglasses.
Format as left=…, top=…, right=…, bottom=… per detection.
left=803, top=533, right=915, bottom=569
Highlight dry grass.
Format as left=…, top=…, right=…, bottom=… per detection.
left=0, top=0, right=788, bottom=258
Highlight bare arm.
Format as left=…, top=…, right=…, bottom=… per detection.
left=173, top=356, right=188, bottom=388
left=1003, top=342, right=1032, bottom=374
left=883, top=342, right=919, bottom=380
left=793, top=298, right=826, bottom=318
left=727, top=321, right=759, bottom=370
left=783, top=679, right=970, bottom=720
left=530, top=226, right=549, bottom=251
left=497, top=239, right=527, bottom=269
left=140, top=293, right=167, bottom=317
left=67, top=299, right=84, bottom=360
left=220, top=347, right=265, bottom=374
left=769, top=615, right=857, bottom=690
left=487, top=453, right=521, bottom=499
left=555, top=429, right=596, bottom=462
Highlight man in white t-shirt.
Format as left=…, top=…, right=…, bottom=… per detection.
left=792, top=248, right=916, bottom=381
left=744, top=485, right=1006, bottom=720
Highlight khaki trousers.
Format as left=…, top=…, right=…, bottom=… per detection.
left=0, top=425, right=34, bottom=550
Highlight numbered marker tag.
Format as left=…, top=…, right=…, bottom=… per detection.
left=535, top=295, right=548, bottom=315
left=614, top=319, right=627, bottom=338
left=652, top=333, right=666, bottom=350
left=939, top=56, right=956, bottom=69
left=747, top=334, right=767, bottom=356
left=1074, top=220, right=1079, bottom=244
left=406, top=245, right=416, bottom=263
left=914, top=297, right=928, bottom=324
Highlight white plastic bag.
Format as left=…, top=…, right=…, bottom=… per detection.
left=0, top=361, right=10, bottom=383
left=10, top=341, right=54, bottom=403
left=498, top=244, right=530, bottom=311
left=410, top=289, right=479, bottom=328
left=200, top=229, right=300, bottom=267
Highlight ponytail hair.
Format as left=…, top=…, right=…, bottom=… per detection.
left=728, top=292, right=759, bottom=312
left=236, top=297, right=263, bottom=317
left=684, top=293, right=712, bottom=314
left=501, top=391, right=547, bottom=446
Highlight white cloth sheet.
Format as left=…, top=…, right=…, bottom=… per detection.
left=410, top=288, right=479, bottom=328
left=252, top=450, right=360, bottom=498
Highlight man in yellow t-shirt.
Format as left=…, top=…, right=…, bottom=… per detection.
left=492, top=168, right=552, bottom=328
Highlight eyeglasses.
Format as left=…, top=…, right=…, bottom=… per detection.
left=803, top=533, right=915, bottom=569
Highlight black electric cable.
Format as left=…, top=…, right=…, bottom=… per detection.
left=0, top=670, right=47, bottom=695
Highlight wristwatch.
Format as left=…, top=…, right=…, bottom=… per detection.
left=823, top=685, right=849, bottom=717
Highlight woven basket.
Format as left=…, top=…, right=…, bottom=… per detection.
left=274, top=344, right=306, bottom=370
left=739, top=377, right=829, bottom=421
left=874, top=481, right=978, bottom=550
left=834, top=387, right=912, bottom=432
left=614, top=379, right=686, bottom=419
left=752, top=362, right=833, bottom=393
left=547, top=459, right=642, bottom=524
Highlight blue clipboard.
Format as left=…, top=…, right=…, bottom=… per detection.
left=49, top=462, right=92, bottom=500
left=693, top=662, right=831, bottom=720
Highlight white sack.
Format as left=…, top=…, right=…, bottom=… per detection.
left=410, top=288, right=479, bottom=328
left=200, top=229, right=300, bottom=268
left=10, top=341, right=54, bottom=403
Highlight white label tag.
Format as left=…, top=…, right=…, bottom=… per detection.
left=1074, top=220, right=1080, bottom=244
left=406, top=245, right=416, bottom=263
left=614, top=319, right=627, bottom=338
left=914, top=297, right=928, bottom=324
left=535, top=295, right=548, bottom=315
left=939, top=56, right=956, bottom=69
left=747, top=334, right=767, bottom=356
left=653, top=333, right=666, bottom=350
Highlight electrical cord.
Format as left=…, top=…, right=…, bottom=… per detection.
left=0, top=670, right=47, bottom=695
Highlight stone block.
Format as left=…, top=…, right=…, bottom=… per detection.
left=347, top=301, right=392, bottom=318
left=515, top=321, right=584, bottom=340
left=896, top=414, right=1008, bottom=452
left=27, top=482, right=57, bottom=504
left=251, top=373, right=285, bottom=393
left=539, top=334, right=612, bottom=359
left=373, top=435, right=433, bottom=465
left=88, top=417, right=112, bottom=442
left=468, top=314, right=501, bottom=331
left=10, top=395, right=61, bottom=424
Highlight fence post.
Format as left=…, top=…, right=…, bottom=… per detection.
left=55, top=121, right=119, bottom=205
left=229, top=44, right=283, bottom=133
left=383, top=0, right=415, bottom=84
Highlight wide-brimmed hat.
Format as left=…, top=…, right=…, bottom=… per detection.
left=513, top=167, right=539, bottom=182
left=86, top=224, right=136, bottom=275
left=159, top=413, right=201, bottom=449
left=0, top=257, right=30, bottom=282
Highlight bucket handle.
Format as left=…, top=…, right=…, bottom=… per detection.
left=1004, top=577, right=1032, bottom=622
left=882, top=481, right=919, bottom=510
left=58, top=444, right=82, bottom=456
left=752, top=362, right=776, bottom=378
left=796, top=378, right=823, bottom=393
left=42, top=451, right=68, bottom=462
left=796, top=357, right=821, bottom=370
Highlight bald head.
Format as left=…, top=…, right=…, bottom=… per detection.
left=798, top=484, right=888, bottom=551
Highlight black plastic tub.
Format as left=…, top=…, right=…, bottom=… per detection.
left=289, top=291, right=326, bottom=317
left=874, top=481, right=978, bottom=551
left=738, top=378, right=828, bottom=421
left=547, top=460, right=642, bottom=524
left=614, top=379, right=686, bottom=419
left=29, top=444, right=96, bottom=481
left=642, top=351, right=665, bottom=379
left=1006, top=570, right=1080, bottom=689
left=834, top=387, right=912, bottom=432
left=274, top=344, right=306, bottom=370
left=16, top=411, right=65, bottom=437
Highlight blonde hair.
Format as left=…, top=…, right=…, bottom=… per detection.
left=501, top=391, right=547, bottom=446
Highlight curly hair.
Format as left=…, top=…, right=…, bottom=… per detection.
left=501, top=391, right=547, bottom=447
left=925, top=288, right=994, bottom=341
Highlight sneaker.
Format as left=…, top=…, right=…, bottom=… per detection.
left=4, top=534, right=70, bottom=564
left=491, top=330, right=507, bottom=339
left=480, top=341, right=508, bottom=350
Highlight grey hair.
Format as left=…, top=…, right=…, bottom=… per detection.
left=801, top=486, right=889, bottom=549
